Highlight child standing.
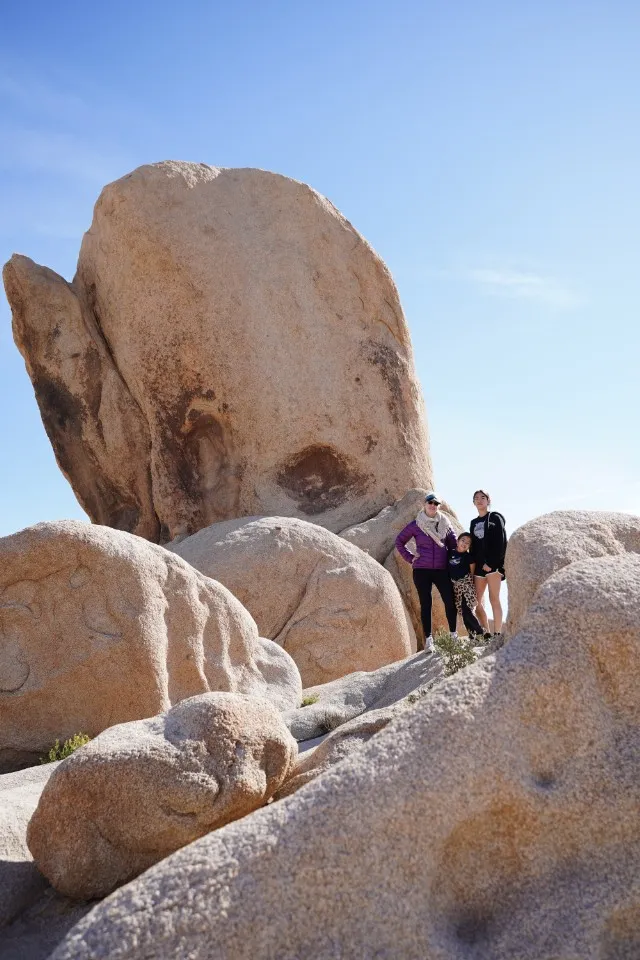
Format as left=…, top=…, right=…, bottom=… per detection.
left=448, top=533, right=488, bottom=640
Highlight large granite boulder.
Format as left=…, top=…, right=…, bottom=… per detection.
left=505, top=509, right=640, bottom=635
left=168, top=516, right=413, bottom=686
left=28, top=693, right=297, bottom=900
left=3, top=162, right=431, bottom=542
left=52, top=552, right=640, bottom=960
left=0, top=521, right=301, bottom=771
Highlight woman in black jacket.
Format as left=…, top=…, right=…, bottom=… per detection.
left=470, top=490, right=507, bottom=636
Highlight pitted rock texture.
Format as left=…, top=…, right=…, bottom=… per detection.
left=52, top=552, right=640, bottom=960
left=505, top=509, right=640, bottom=635
left=27, top=693, right=297, bottom=900
left=0, top=521, right=301, bottom=772
left=168, top=516, right=413, bottom=686
left=3, top=161, right=432, bottom=542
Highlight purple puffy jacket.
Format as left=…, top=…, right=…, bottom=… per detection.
left=395, top=520, right=458, bottom=570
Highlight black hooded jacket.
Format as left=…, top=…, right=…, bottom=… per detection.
left=470, top=511, right=507, bottom=571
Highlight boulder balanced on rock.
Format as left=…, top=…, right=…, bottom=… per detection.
left=0, top=521, right=301, bottom=772
left=53, top=550, right=640, bottom=960
left=3, top=162, right=432, bottom=542
left=28, top=693, right=297, bottom=900
left=168, top=516, right=414, bottom=686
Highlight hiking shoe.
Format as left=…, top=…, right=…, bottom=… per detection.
left=451, top=631, right=458, bottom=639
left=483, top=632, right=492, bottom=641
left=424, top=635, right=434, bottom=653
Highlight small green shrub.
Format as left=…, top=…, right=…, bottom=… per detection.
left=301, top=694, right=320, bottom=707
left=433, top=629, right=477, bottom=676
left=41, top=733, right=91, bottom=764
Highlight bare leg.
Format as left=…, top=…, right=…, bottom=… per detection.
left=474, top=576, right=489, bottom=631
left=486, top=571, right=504, bottom=633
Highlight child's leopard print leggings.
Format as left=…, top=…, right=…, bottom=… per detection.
left=453, top=574, right=477, bottom=612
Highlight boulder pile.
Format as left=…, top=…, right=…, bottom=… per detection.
left=1, top=161, right=637, bottom=960
left=52, top=552, right=640, bottom=960
left=0, top=520, right=301, bottom=771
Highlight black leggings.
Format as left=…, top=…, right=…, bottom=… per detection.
left=412, top=568, right=457, bottom=637
left=460, top=597, right=484, bottom=638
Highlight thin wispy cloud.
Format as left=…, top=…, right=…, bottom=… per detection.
left=0, top=127, right=129, bottom=185
left=468, top=267, right=582, bottom=309
left=0, top=69, right=136, bottom=246
left=0, top=67, right=136, bottom=186
left=0, top=73, right=88, bottom=123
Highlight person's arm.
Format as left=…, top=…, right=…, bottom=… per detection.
left=444, top=527, right=458, bottom=551
left=485, top=513, right=508, bottom=568
left=395, top=523, right=418, bottom=564
left=469, top=560, right=476, bottom=577
left=470, top=520, right=483, bottom=568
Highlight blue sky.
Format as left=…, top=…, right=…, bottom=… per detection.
left=1, top=0, right=639, bottom=539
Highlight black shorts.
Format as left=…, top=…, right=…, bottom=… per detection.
left=474, top=565, right=505, bottom=580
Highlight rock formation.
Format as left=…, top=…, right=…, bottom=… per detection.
left=283, top=647, right=444, bottom=742
left=28, top=693, right=297, bottom=900
left=505, top=509, right=640, bottom=635
left=275, top=705, right=396, bottom=800
left=3, top=162, right=432, bottom=542
left=0, top=521, right=301, bottom=771
left=338, top=488, right=431, bottom=561
left=168, top=516, right=413, bottom=685
left=52, top=552, right=640, bottom=960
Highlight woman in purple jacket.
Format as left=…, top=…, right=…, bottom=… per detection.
left=395, top=492, right=458, bottom=651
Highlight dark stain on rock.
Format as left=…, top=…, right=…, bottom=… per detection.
left=277, top=445, right=368, bottom=515
left=34, top=372, right=85, bottom=436
left=363, top=339, right=407, bottom=427
left=82, top=347, right=105, bottom=440
left=32, top=368, right=145, bottom=536
left=454, top=911, right=492, bottom=945
left=157, top=392, right=241, bottom=534
left=364, top=435, right=377, bottom=454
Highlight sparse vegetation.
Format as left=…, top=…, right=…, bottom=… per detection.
left=301, top=694, right=320, bottom=707
left=433, top=629, right=477, bottom=676
left=406, top=680, right=439, bottom=704
left=41, top=733, right=91, bottom=763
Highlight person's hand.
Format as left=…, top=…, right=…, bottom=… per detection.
left=482, top=563, right=492, bottom=572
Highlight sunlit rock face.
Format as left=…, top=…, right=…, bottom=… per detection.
left=0, top=520, right=301, bottom=772
left=3, top=161, right=432, bottom=543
